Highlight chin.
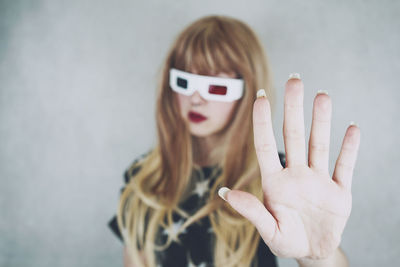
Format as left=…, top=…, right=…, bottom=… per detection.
left=189, top=128, right=215, bottom=138
left=190, top=131, right=212, bottom=138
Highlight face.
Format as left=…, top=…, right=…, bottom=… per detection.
left=174, top=69, right=240, bottom=137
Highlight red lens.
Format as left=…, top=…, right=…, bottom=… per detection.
left=208, top=85, right=227, bottom=95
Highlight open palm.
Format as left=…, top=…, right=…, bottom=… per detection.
left=222, top=75, right=360, bottom=260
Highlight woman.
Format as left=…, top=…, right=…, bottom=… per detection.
left=109, top=15, right=360, bottom=267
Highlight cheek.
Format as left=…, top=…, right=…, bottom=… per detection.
left=211, top=101, right=238, bottom=124
left=176, top=94, right=189, bottom=115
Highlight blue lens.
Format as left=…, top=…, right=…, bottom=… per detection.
left=177, top=77, right=187, bottom=89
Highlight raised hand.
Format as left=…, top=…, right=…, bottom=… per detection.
left=218, top=74, right=360, bottom=261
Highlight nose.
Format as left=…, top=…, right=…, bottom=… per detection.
left=190, top=90, right=206, bottom=105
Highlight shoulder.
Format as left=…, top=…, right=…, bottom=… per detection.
left=123, top=149, right=153, bottom=184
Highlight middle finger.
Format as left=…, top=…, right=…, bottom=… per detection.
left=283, top=74, right=306, bottom=167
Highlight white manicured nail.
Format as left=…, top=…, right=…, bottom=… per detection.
left=218, top=187, right=231, bottom=201
left=350, top=121, right=359, bottom=127
left=256, top=89, right=267, bottom=98
left=288, top=73, right=301, bottom=80
left=317, top=90, right=329, bottom=95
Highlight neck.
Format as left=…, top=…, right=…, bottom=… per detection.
left=192, top=134, right=221, bottom=167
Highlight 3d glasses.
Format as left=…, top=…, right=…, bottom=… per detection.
left=169, top=68, right=244, bottom=102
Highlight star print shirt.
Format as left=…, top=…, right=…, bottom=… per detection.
left=108, top=151, right=286, bottom=267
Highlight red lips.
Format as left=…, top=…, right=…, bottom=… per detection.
left=188, top=111, right=207, bottom=123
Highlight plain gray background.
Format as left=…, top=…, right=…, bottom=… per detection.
left=1, top=0, right=399, bottom=266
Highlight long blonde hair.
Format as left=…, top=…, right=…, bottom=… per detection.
left=117, top=15, right=275, bottom=267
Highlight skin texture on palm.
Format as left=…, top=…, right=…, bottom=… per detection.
left=220, top=75, right=360, bottom=264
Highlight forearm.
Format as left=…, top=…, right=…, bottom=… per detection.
left=296, top=247, right=349, bottom=267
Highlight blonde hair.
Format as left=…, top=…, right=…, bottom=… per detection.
left=117, top=15, right=275, bottom=267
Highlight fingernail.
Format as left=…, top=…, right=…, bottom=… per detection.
left=256, top=89, right=267, bottom=98
left=218, top=187, right=231, bottom=201
left=288, top=73, right=301, bottom=80
left=317, top=90, right=329, bottom=95
left=350, top=121, right=359, bottom=127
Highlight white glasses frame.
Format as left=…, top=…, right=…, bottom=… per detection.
left=169, top=68, right=244, bottom=102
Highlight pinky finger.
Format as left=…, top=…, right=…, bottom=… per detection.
left=332, top=123, right=361, bottom=191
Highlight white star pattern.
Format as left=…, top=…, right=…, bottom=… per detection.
left=162, top=219, right=188, bottom=241
left=187, top=261, right=207, bottom=267
left=192, top=179, right=210, bottom=198
left=187, top=252, right=207, bottom=267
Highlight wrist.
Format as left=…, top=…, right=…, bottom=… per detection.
left=295, top=247, right=348, bottom=267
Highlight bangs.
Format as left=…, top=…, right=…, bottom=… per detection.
left=173, top=23, right=244, bottom=78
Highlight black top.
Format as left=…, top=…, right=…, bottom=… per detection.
left=108, top=152, right=286, bottom=267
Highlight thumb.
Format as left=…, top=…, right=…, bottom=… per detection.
left=218, top=187, right=278, bottom=244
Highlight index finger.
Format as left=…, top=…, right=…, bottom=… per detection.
left=253, top=89, right=283, bottom=178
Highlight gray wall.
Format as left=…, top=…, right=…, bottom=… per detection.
left=1, top=0, right=399, bottom=266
